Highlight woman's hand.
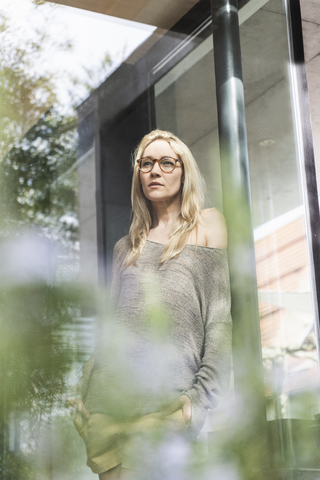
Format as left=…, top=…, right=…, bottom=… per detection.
left=66, top=397, right=90, bottom=430
left=164, top=394, right=192, bottom=425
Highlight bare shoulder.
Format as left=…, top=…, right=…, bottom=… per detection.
left=199, top=208, right=227, bottom=249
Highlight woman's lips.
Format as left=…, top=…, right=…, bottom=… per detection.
left=149, top=182, right=163, bottom=188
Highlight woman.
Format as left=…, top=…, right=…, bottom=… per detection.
left=69, top=130, right=232, bottom=480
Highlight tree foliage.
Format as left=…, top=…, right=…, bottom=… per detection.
left=0, top=8, right=80, bottom=242
left=0, top=6, right=113, bottom=241
left=0, top=107, right=79, bottom=242
left=0, top=3, right=117, bottom=478
left=0, top=11, right=61, bottom=160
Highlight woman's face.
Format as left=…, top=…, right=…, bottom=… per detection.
left=139, top=140, right=183, bottom=204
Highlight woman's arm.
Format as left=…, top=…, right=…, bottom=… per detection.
left=166, top=212, right=231, bottom=424
left=184, top=211, right=232, bottom=417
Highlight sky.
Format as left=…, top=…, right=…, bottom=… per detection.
left=0, top=0, right=156, bottom=108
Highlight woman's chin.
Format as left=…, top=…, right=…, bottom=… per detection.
left=144, top=191, right=181, bottom=204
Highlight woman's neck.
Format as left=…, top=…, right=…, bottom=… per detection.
left=151, top=196, right=181, bottom=226
left=148, top=199, right=181, bottom=243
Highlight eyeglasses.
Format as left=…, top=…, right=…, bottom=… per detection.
left=137, top=156, right=183, bottom=173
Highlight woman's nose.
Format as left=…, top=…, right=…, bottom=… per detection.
left=150, top=162, right=161, bottom=175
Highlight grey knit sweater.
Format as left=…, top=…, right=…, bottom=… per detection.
left=80, top=236, right=232, bottom=434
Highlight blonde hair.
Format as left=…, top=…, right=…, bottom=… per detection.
left=125, top=129, right=206, bottom=266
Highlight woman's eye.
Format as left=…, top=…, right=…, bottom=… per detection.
left=142, top=160, right=152, bottom=167
left=162, top=158, right=174, bottom=166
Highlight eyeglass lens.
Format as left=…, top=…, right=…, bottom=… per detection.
left=140, top=157, right=176, bottom=172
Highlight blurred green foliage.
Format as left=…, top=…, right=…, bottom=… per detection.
left=0, top=280, right=94, bottom=479
left=1, top=283, right=88, bottom=415
left=0, top=5, right=88, bottom=478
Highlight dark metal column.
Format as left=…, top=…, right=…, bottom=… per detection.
left=211, top=0, right=267, bottom=422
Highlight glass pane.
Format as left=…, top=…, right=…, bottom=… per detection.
left=3, top=0, right=319, bottom=477
left=153, top=24, right=236, bottom=436
left=240, top=0, right=320, bottom=421
left=153, top=0, right=320, bottom=470
left=154, top=35, right=222, bottom=211
left=0, top=2, right=155, bottom=478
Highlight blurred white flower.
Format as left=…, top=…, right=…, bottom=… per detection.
left=0, top=230, right=58, bottom=283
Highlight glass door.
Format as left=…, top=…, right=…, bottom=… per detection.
left=152, top=18, right=230, bottom=436
left=241, top=0, right=320, bottom=469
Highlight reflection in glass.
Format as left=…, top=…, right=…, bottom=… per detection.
left=153, top=0, right=320, bottom=467
left=255, top=208, right=319, bottom=417
left=155, top=34, right=222, bottom=212
left=154, top=22, right=233, bottom=438
left=0, top=2, right=154, bottom=478
left=241, top=0, right=320, bottom=425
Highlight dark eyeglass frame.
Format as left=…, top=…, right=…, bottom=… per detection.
left=137, top=156, right=183, bottom=173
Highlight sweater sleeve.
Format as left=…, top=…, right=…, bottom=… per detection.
left=183, top=250, right=232, bottom=412
left=110, top=235, right=131, bottom=305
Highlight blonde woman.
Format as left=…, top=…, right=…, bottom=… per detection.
left=69, top=130, right=232, bottom=480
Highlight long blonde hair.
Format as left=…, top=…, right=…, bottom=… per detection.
left=125, top=129, right=206, bottom=266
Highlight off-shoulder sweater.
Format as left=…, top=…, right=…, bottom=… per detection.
left=80, top=236, right=232, bottom=435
